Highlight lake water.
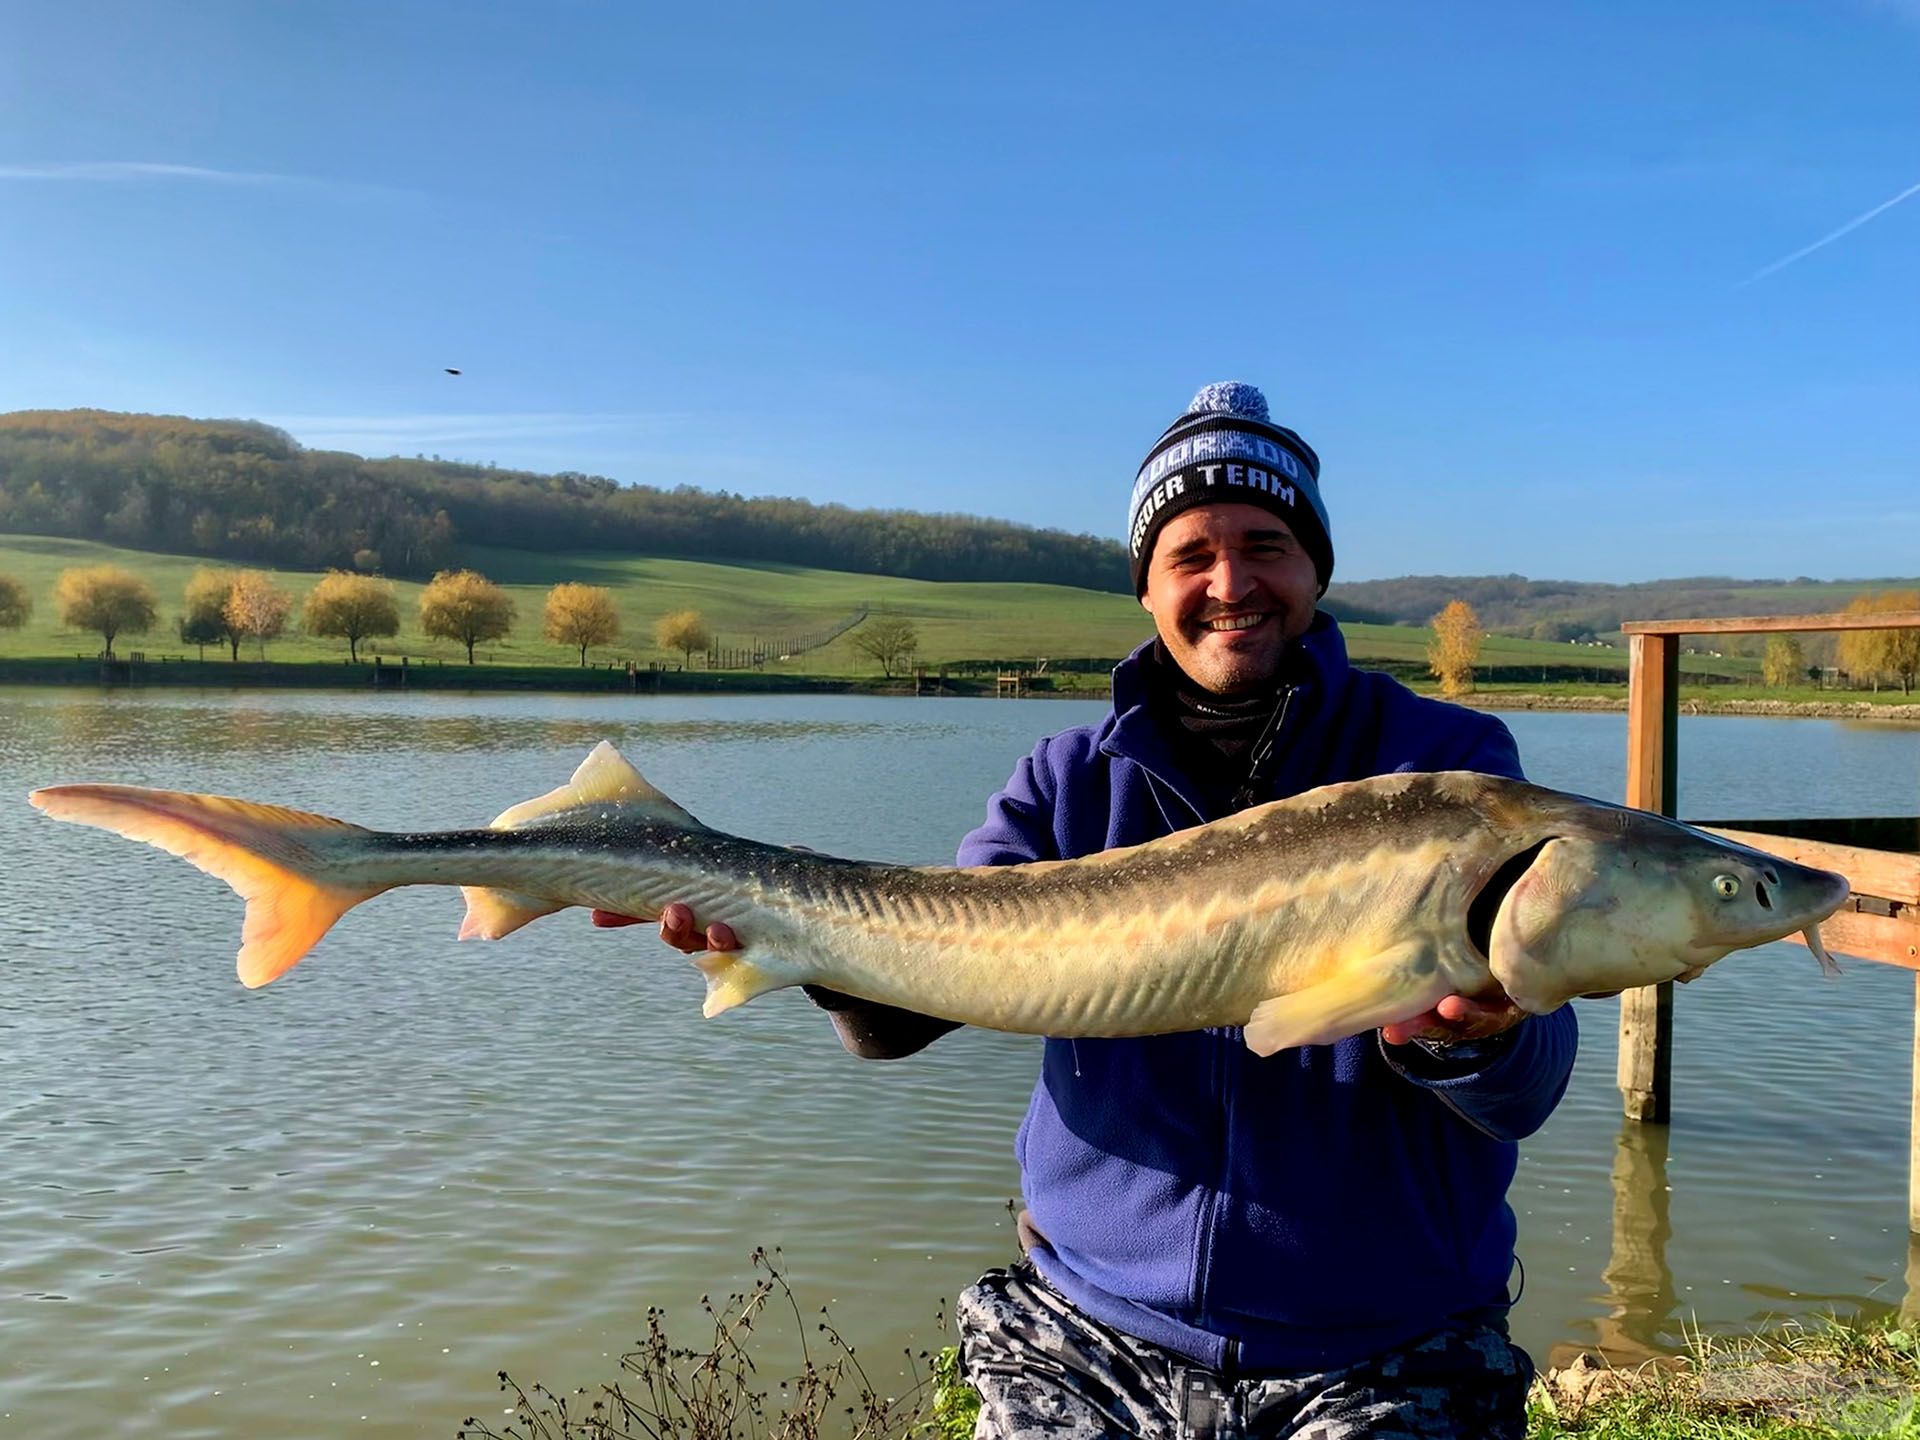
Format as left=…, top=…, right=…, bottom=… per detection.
left=2, top=686, right=1918, bottom=1436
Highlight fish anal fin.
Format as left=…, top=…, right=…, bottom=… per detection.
left=458, top=886, right=568, bottom=941
left=1243, top=941, right=1453, bottom=1056
left=490, top=741, right=702, bottom=830
left=690, top=948, right=784, bottom=1017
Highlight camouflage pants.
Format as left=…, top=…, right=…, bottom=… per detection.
left=956, top=1260, right=1532, bottom=1440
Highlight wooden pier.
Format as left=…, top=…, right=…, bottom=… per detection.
left=1618, top=609, right=1920, bottom=1226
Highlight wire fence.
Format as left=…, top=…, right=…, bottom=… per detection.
left=702, top=606, right=870, bottom=670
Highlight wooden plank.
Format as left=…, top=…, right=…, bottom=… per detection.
left=1695, top=828, right=1920, bottom=907
left=1621, top=610, right=1920, bottom=637
left=1691, top=815, right=1920, bottom=858
left=1621, top=633, right=1679, bottom=1123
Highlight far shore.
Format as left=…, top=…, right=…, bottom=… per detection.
left=2, top=656, right=1918, bottom=722
left=1458, top=690, right=1920, bottom=724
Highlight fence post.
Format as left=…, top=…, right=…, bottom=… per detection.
left=1620, top=632, right=1679, bottom=1123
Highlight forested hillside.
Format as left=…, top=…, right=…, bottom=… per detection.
left=0, top=409, right=1130, bottom=589
left=4, top=410, right=1908, bottom=632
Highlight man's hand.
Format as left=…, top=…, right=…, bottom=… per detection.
left=591, top=903, right=738, bottom=954
left=1380, top=992, right=1526, bottom=1047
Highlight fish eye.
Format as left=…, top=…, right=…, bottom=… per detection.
left=1713, top=874, right=1741, bottom=899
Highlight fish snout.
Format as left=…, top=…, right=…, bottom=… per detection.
left=1704, top=850, right=1850, bottom=948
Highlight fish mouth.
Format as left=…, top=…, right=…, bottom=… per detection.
left=1466, top=838, right=1555, bottom=963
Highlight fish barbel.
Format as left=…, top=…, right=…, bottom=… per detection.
left=27, top=742, right=1851, bottom=1054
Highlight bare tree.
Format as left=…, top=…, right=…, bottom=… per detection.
left=851, top=614, right=919, bottom=678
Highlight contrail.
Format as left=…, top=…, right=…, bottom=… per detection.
left=1740, top=176, right=1920, bottom=285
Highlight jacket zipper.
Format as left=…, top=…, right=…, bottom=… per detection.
left=1192, top=683, right=1295, bottom=1342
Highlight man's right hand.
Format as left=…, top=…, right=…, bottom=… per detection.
left=591, top=903, right=738, bottom=954
left=591, top=901, right=957, bottom=1059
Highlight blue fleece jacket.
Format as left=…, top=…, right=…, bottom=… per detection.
left=953, top=615, right=1578, bottom=1374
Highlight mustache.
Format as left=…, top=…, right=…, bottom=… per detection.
left=1193, top=602, right=1280, bottom=624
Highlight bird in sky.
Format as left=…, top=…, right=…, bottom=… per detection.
left=444, top=367, right=462, bottom=376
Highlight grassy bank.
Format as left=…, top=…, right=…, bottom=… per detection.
left=1531, top=1316, right=1920, bottom=1436
left=0, top=531, right=1763, bottom=684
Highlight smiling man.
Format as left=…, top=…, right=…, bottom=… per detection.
left=636, top=382, right=1578, bottom=1438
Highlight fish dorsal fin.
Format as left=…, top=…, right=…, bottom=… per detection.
left=489, top=741, right=703, bottom=830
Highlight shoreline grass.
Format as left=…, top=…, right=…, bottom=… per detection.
left=1532, top=1314, right=1920, bottom=1436
left=447, top=1249, right=1920, bottom=1440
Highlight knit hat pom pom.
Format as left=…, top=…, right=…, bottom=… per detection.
left=1186, top=381, right=1270, bottom=424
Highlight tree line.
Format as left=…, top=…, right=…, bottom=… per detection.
left=1420, top=592, right=1920, bottom=695
left=0, top=562, right=927, bottom=677
left=0, top=409, right=1130, bottom=590
left=1326, top=572, right=1920, bottom=643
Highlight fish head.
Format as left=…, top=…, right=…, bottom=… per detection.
left=1479, top=816, right=1850, bottom=1014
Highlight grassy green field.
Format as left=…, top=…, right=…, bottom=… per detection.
left=0, top=532, right=1761, bottom=683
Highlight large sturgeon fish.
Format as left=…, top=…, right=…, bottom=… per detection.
left=29, top=741, right=1850, bottom=1054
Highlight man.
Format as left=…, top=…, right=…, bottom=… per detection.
left=614, top=382, right=1577, bottom=1438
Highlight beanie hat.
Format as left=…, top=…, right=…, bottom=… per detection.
left=1126, top=382, right=1333, bottom=596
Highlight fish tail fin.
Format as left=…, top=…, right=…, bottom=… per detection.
left=458, top=886, right=568, bottom=941
left=690, top=947, right=784, bottom=1017
left=28, top=784, right=385, bottom=987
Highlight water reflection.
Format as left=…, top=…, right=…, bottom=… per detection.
left=1552, top=1117, right=1677, bottom=1367
left=17, top=693, right=912, bottom=766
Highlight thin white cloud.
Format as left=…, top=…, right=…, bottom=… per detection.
left=266, top=412, right=675, bottom=452
left=1740, top=176, right=1920, bottom=285
left=0, top=161, right=305, bottom=185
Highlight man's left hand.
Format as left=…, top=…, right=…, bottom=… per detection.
left=1380, top=993, right=1526, bottom=1047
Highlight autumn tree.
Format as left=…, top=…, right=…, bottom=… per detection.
left=851, top=613, right=919, bottom=678
left=183, top=569, right=248, bottom=661
left=54, top=564, right=156, bottom=657
left=0, top=573, right=30, bottom=630
left=1426, top=600, right=1484, bottom=698
left=419, top=568, right=515, bottom=663
left=1761, top=634, right=1806, bottom=689
left=1835, top=591, right=1920, bottom=694
left=224, top=570, right=293, bottom=659
left=1849, top=590, right=1920, bottom=695
left=303, top=570, right=400, bottom=663
left=653, top=608, right=712, bottom=666
left=543, top=582, right=621, bottom=666
left=1837, top=594, right=1882, bottom=690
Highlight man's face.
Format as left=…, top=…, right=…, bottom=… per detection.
left=1139, top=503, right=1321, bottom=696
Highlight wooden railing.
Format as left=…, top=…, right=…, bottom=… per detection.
left=1618, top=610, right=1920, bottom=1225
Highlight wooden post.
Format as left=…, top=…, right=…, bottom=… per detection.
left=1620, top=632, right=1679, bottom=1123
left=1911, top=972, right=1920, bottom=1236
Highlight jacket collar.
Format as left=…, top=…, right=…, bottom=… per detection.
left=1103, top=612, right=1353, bottom=824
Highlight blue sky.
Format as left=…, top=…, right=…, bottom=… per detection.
left=2, top=1, right=1916, bottom=583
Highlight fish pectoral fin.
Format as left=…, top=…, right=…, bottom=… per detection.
left=1243, top=941, right=1453, bottom=1057
left=489, top=741, right=703, bottom=831
left=458, top=887, right=567, bottom=941
left=690, top=948, right=784, bottom=1018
